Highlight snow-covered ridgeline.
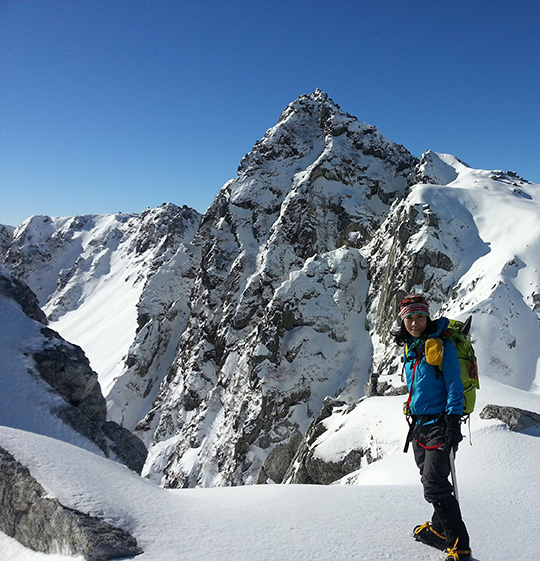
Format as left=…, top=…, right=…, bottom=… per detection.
left=1, top=204, right=201, bottom=429
left=365, top=151, right=540, bottom=397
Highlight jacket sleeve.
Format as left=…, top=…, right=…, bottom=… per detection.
left=441, top=339, right=464, bottom=415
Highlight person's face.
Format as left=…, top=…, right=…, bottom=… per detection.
left=404, top=313, right=428, bottom=338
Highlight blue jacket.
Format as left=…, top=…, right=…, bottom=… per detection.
left=404, top=317, right=464, bottom=417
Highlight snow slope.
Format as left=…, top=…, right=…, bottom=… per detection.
left=1, top=372, right=539, bottom=561
left=418, top=154, right=540, bottom=391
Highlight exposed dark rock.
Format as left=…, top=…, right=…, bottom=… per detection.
left=0, top=445, right=142, bottom=561
left=32, top=335, right=148, bottom=473
left=283, top=398, right=370, bottom=485
left=101, top=422, right=149, bottom=474
left=479, top=404, right=540, bottom=432
left=33, top=333, right=107, bottom=422
left=0, top=266, right=147, bottom=474
left=0, top=223, right=15, bottom=253
left=0, top=266, right=47, bottom=324
left=296, top=447, right=366, bottom=485
left=364, top=373, right=407, bottom=397
left=256, top=428, right=303, bottom=484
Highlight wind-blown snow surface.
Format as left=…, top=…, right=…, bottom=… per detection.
left=2, top=374, right=540, bottom=561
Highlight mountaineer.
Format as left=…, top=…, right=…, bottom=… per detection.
left=393, top=294, right=472, bottom=561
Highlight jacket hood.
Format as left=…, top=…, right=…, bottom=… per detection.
left=431, top=317, right=449, bottom=338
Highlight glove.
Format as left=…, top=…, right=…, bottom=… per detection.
left=445, top=414, right=463, bottom=452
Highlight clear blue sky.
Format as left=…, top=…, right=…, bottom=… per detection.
left=2, top=0, right=540, bottom=227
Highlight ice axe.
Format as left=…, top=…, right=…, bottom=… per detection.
left=449, top=447, right=459, bottom=502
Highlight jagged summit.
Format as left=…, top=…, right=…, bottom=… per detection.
left=135, top=94, right=419, bottom=487
left=277, top=89, right=339, bottom=122
left=235, top=89, right=417, bottom=214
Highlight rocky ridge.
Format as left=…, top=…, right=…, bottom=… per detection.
left=0, top=445, right=141, bottom=560
left=138, top=90, right=419, bottom=487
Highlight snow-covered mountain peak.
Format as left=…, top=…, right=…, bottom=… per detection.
left=411, top=150, right=538, bottom=200
left=130, top=92, right=422, bottom=487
left=233, top=90, right=417, bottom=227
left=366, top=149, right=540, bottom=399
left=277, top=88, right=334, bottom=122
left=3, top=92, right=540, bottom=496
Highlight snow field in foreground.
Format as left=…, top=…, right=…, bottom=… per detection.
left=1, top=401, right=539, bottom=561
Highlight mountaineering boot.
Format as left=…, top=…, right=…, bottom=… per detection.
left=433, top=495, right=470, bottom=552
left=445, top=538, right=472, bottom=561
left=412, top=521, right=446, bottom=551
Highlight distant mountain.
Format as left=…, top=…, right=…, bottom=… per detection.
left=2, top=90, right=540, bottom=489
left=366, top=150, right=540, bottom=392
left=1, top=204, right=201, bottom=430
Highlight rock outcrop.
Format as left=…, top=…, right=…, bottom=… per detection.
left=282, top=398, right=366, bottom=485
left=0, top=265, right=147, bottom=473
left=0, top=262, right=47, bottom=324
left=480, top=404, right=540, bottom=432
left=0, top=445, right=142, bottom=561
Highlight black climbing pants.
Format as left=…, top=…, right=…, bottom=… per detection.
left=412, top=418, right=470, bottom=550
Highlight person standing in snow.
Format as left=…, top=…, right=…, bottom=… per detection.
left=393, top=294, right=472, bottom=561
